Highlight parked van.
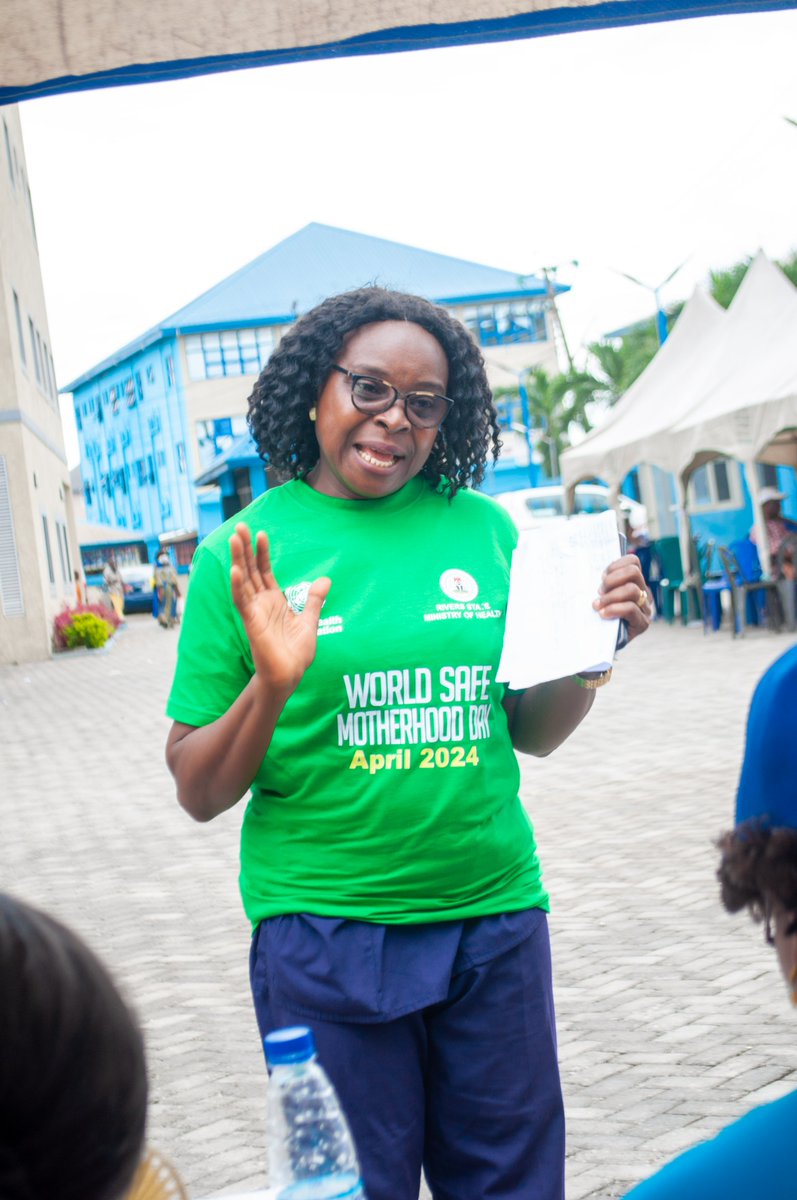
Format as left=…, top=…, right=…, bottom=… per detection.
left=494, top=484, right=647, bottom=533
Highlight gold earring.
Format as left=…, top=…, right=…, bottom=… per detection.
left=308, top=407, right=317, bottom=422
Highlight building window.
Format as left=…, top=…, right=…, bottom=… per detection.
left=55, top=518, right=67, bottom=582
left=176, top=442, right=187, bottom=473
left=688, top=458, right=742, bottom=511
left=0, top=455, right=25, bottom=616
left=28, top=318, right=41, bottom=383
left=3, top=119, right=14, bottom=187
left=196, top=416, right=248, bottom=466
left=25, top=177, right=36, bottom=240
left=165, top=355, right=175, bottom=388
left=757, top=463, right=780, bottom=488
left=233, top=467, right=253, bottom=509
left=59, top=521, right=72, bottom=581
left=41, top=515, right=55, bottom=584
left=185, top=326, right=277, bottom=381
left=458, top=302, right=547, bottom=348
left=35, top=330, right=44, bottom=384
left=12, top=291, right=26, bottom=364
left=42, top=342, right=54, bottom=398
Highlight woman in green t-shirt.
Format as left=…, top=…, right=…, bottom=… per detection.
left=166, top=287, right=652, bottom=1200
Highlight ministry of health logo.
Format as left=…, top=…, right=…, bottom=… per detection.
left=439, top=569, right=479, bottom=602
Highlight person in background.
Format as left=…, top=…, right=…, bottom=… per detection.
left=0, top=892, right=148, bottom=1200
left=750, top=486, right=797, bottom=578
left=165, top=286, right=652, bottom=1200
left=74, top=567, right=86, bottom=606
left=103, top=553, right=125, bottom=621
left=623, top=510, right=654, bottom=605
left=624, top=643, right=797, bottom=1200
left=154, top=551, right=181, bottom=629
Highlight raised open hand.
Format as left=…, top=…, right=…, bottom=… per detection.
left=230, top=523, right=331, bottom=694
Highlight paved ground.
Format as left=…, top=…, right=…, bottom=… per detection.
left=2, top=614, right=797, bottom=1199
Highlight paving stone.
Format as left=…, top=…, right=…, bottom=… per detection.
left=1, top=616, right=795, bottom=1197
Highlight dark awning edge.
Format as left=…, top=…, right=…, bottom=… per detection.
left=4, top=0, right=794, bottom=107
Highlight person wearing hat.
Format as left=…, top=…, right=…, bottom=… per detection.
left=623, top=644, right=797, bottom=1200
left=750, top=486, right=797, bottom=577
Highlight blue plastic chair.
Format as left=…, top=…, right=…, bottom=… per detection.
left=718, top=541, right=783, bottom=636
left=697, top=540, right=731, bottom=633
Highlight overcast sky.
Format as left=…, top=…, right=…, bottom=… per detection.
left=17, top=6, right=797, bottom=466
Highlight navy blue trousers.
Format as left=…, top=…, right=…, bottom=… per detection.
left=249, top=912, right=564, bottom=1200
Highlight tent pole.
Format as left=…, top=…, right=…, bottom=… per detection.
left=742, top=460, right=772, bottom=577
left=676, top=475, right=693, bottom=584
left=608, top=480, right=622, bottom=533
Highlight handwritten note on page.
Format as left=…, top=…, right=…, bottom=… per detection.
left=497, top=509, right=621, bottom=690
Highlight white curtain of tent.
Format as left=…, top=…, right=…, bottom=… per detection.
left=561, top=251, right=797, bottom=579
left=560, top=287, right=727, bottom=493
left=667, top=252, right=797, bottom=475
left=666, top=252, right=797, bottom=576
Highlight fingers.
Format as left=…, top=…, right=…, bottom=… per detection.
left=593, top=554, right=653, bottom=642
left=609, top=603, right=651, bottom=643
left=302, top=577, right=332, bottom=626
left=230, top=524, right=279, bottom=598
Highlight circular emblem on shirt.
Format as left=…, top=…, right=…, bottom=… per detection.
left=285, top=582, right=311, bottom=613
left=439, top=569, right=479, bottom=602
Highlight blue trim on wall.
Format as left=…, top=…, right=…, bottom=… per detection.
left=3, top=1, right=795, bottom=106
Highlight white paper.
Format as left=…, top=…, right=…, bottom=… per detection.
left=497, top=509, right=621, bottom=689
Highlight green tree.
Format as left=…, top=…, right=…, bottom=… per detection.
left=710, top=250, right=797, bottom=308
left=584, top=248, right=797, bottom=409
left=496, top=367, right=600, bottom=478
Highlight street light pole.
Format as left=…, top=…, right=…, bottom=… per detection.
left=515, top=372, right=539, bottom=489
left=615, top=259, right=688, bottom=345
left=541, top=264, right=576, bottom=373
left=485, top=357, right=539, bottom=488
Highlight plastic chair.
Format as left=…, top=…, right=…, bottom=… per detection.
left=696, top=539, right=731, bottom=633
left=126, top=1148, right=189, bottom=1200
left=653, top=536, right=701, bottom=625
left=717, top=544, right=783, bottom=637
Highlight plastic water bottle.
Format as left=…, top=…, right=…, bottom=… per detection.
left=264, top=1026, right=367, bottom=1200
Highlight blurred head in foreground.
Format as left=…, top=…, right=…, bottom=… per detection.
left=0, top=893, right=148, bottom=1200
left=717, top=645, right=797, bottom=1001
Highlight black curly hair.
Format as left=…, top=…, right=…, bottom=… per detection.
left=0, top=893, right=148, bottom=1200
left=717, top=821, right=797, bottom=935
left=247, top=286, right=501, bottom=496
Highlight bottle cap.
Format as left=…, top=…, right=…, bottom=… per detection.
left=264, top=1025, right=316, bottom=1065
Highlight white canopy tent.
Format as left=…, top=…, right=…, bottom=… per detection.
left=2, top=0, right=796, bottom=106
left=560, top=287, right=727, bottom=494
left=561, top=251, right=797, bottom=576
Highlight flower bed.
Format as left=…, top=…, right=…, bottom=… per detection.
left=53, top=603, right=122, bottom=651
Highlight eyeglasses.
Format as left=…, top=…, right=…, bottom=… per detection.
left=330, top=365, right=454, bottom=429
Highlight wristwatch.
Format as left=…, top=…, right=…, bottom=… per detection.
left=574, top=667, right=613, bottom=689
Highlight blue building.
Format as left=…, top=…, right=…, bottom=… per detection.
left=65, top=222, right=569, bottom=571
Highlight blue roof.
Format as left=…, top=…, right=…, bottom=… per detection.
left=64, top=223, right=566, bottom=390
left=194, top=433, right=260, bottom=485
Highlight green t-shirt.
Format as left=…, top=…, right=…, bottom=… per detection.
left=167, top=476, right=548, bottom=925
